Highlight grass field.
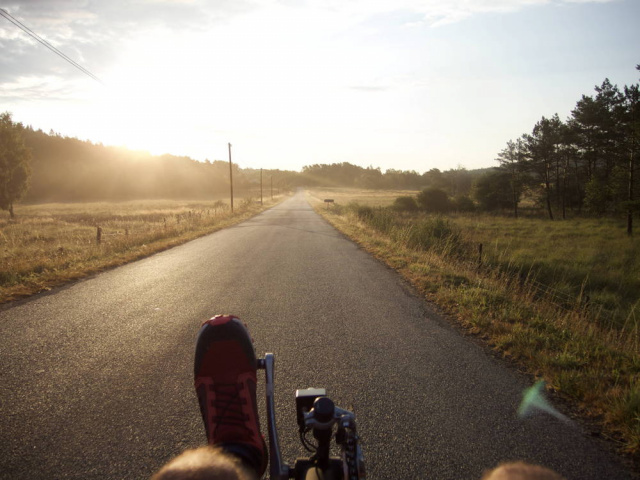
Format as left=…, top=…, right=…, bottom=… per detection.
left=455, top=215, right=639, bottom=331
left=308, top=188, right=640, bottom=457
left=0, top=195, right=286, bottom=303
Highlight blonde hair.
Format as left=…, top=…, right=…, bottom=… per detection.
left=482, top=462, right=566, bottom=480
left=151, top=446, right=256, bottom=480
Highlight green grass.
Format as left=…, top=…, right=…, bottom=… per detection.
left=0, top=196, right=287, bottom=302
left=451, top=215, right=640, bottom=333
left=308, top=188, right=640, bottom=456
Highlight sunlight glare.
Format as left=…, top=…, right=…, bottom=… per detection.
left=90, top=4, right=403, bottom=163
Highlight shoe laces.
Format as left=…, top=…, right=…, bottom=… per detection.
left=210, top=382, right=252, bottom=436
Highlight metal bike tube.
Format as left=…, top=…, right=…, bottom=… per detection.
left=259, top=353, right=290, bottom=480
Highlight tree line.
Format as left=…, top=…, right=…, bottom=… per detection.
left=21, top=127, right=281, bottom=202
left=487, top=65, right=639, bottom=233
left=301, top=162, right=487, bottom=197
left=1, top=114, right=490, bottom=215
left=0, top=119, right=303, bottom=211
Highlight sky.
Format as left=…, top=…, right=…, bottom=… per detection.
left=1, top=0, right=639, bottom=173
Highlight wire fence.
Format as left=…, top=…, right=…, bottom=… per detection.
left=343, top=202, right=636, bottom=339
left=467, top=242, right=640, bottom=349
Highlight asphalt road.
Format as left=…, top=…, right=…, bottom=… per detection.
left=0, top=192, right=635, bottom=479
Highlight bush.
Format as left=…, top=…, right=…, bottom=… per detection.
left=452, top=195, right=475, bottom=213
left=416, top=187, right=451, bottom=213
left=392, top=196, right=419, bottom=212
left=472, top=171, right=513, bottom=211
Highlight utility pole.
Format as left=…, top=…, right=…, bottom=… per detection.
left=228, top=143, right=234, bottom=213
left=260, top=168, right=263, bottom=206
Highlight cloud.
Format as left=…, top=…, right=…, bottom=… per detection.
left=0, top=0, right=255, bottom=84
left=0, top=0, right=622, bottom=96
left=0, top=75, right=79, bottom=102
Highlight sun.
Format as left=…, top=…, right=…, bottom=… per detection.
left=92, top=27, right=227, bottom=157
left=86, top=6, right=393, bottom=167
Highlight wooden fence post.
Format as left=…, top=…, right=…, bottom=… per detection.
left=96, top=226, right=102, bottom=245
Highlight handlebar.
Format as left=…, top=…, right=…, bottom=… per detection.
left=257, top=354, right=366, bottom=480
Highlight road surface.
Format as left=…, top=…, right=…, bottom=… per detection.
left=0, top=192, right=634, bottom=479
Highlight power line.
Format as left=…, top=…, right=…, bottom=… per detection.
left=0, top=8, right=103, bottom=84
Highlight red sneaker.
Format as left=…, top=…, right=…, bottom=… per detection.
left=194, top=315, right=267, bottom=476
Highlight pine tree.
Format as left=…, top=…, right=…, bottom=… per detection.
left=496, top=138, right=526, bottom=218
left=0, top=112, right=32, bottom=218
left=621, top=68, right=640, bottom=235
left=524, top=115, right=564, bottom=220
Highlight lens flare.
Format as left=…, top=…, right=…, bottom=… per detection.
left=518, top=380, right=571, bottom=423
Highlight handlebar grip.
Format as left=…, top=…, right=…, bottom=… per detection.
left=313, top=396, right=335, bottom=423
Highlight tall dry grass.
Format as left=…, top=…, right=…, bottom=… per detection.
left=0, top=197, right=284, bottom=302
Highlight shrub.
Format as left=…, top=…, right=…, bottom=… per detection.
left=392, top=196, right=419, bottom=212
left=416, top=187, right=451, bottom=213
left=472, top=170, right=513, bottom=211
left=452, top=195, right=475, bottom=213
